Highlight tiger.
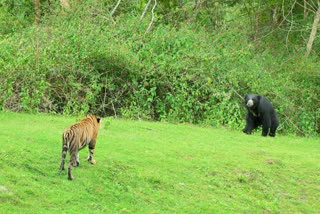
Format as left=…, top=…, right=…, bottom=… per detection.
left=58, top=115, right=101, bottom=180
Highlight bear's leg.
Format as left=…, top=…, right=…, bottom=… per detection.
left=243, top=114, right=257, bottom=135
left=262, top=118, right=271, bottom=137
left=269, top=120, right=279, bottom=137
left=243, top=125, right=254, bottom=134
left=269, top=127, right=276, bottom=137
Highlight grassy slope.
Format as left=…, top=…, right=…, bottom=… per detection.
left=0, top=112, right=319, bottom=213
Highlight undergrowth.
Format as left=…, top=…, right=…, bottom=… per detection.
left=0, top=1, right=319, bottom=135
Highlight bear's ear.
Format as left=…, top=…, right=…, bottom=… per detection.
left=244, top=94, right=248, bottom=100
left=256, top=95, right=262, bottom=101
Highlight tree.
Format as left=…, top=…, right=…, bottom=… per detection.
left=33, top=0, right=41, bottom=23
left=306, top=1, right=320, bottom=57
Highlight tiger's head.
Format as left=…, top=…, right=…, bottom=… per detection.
left=84, top=115, right=101, bottom=129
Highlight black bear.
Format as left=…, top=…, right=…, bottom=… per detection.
left=242, top=94, right=280, bottom=137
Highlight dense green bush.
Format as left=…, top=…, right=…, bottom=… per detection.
left=0, top=0, right=34, bottom=38
left=0, top=1, right=319, bottom=136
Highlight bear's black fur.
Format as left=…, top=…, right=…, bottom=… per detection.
left=242, top=94, right=280, bottom=137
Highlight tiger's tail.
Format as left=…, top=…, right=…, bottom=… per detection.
left=58, top=135, right=68, bottom=175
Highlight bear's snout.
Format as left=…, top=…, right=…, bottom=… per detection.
left=246, top=99, right=254, bottom=107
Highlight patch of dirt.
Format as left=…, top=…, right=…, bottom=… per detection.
left=266, top=159, right=275, bottom=164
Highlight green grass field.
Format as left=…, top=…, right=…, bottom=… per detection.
left=0, top=112, right=319, bottom=213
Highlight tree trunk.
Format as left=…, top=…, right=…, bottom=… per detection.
left=33, top=0, right=41, bottom=23
left=272, top=5, right=279, bottom=29
left=141, top=0, right=152, bottom=19
left=304, top=0, right=307, bottom=20
left=254, top=0, right=261, bottom=40
left=306, top=2, right=320, bottom=57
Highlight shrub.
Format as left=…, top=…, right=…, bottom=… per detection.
left=0, top=2, right=319, bottom=136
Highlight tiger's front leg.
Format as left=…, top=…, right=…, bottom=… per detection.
left=87, top=140, right=96, bottom=164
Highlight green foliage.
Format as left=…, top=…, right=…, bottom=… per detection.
left=0, top=0, right=34, bottom=38
left=0, top=1, right=319, bottom=135
left=1, top=113, right=320, bottom=212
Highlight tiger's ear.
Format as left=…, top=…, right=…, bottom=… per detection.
left=97, top=117, right=101, bottom=123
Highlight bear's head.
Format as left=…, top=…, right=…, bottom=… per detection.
left=244, top=94, right=260, bottom=109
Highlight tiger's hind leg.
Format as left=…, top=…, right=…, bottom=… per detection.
left=67, top=138, right=81, bottom=180
left=68, top=152, right=77, bottom=180
left=68, top=165, right=74, bottom=180
left=75, top=152, right=80, bottom=167
left=58, top=144, right=68, bottom=175
left=87, top=139, right=97, bottom=165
